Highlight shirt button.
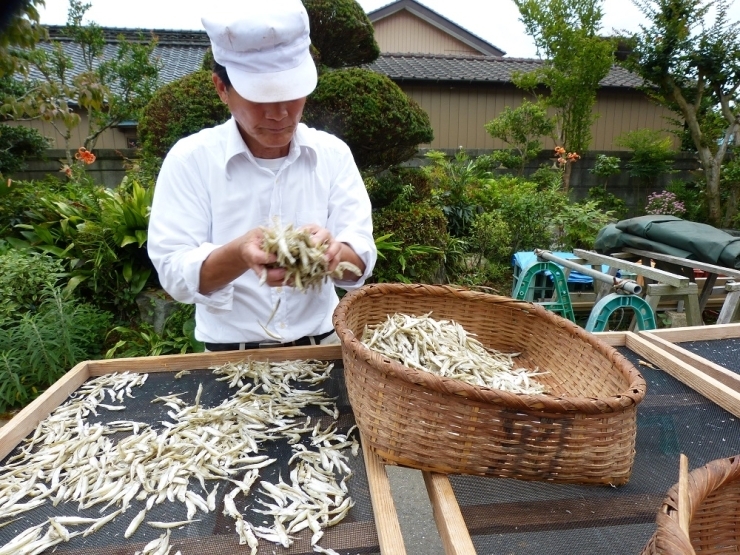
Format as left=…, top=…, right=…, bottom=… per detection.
left=280, top=323, right=286, bottom=329
left=276, top=287, right=283, bottom=293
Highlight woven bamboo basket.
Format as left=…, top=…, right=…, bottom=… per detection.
left=332, top=283, right=646, bottom=484
left=641, top=455, right=740, bottom=554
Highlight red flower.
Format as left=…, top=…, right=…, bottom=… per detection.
left=75, top=147, right=96, bottom=165
left=60, top=164, right=73, bottom=177
left=554, top=146, right=566, bottom=155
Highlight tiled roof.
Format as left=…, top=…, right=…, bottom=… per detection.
left=366, top=53, right=643, bottom=89
left=31, top=26, right=641, bottom=90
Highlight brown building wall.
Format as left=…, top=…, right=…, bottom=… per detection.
left=400, top=83, right=677, bottom=151
left=5, top=113, right=136, bottom=151
left=372, top=11, right=481, bottom=55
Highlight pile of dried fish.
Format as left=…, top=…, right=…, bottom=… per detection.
left=361, top=312, right=548, bottom=394
left=0, top=360, right=356, bottom=555
left=260, top=222, right=361, bottom=291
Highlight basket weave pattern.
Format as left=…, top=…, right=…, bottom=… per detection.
left=332, top=283, right=646, bottom=484
left=641, top=455, right=740, bottom=554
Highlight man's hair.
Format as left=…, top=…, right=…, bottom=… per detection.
left=212, top=60, right=231, bottom=88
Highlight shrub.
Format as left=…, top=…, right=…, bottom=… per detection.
left=484, top=100, right=556, bottom=175
left=424, top=149, right=492, bottom=237
left=590, top=154, right=621, bottom=188
left=0, top=288, right=113, bottom=412
left=552, top=200, right=615, bottom=250
left=304, top=0, right=380, bottom=68
left=645, top=190, right=686, bottom=216
left=365, top=167, right=432, bottom=210
left=468, top=211, right=512, bottom=267
left=303, top=68, right=433, bottom=172
left=587, top=186, right=628, bottom=220
left=138, top=70, right=229, bottom=158
left=372, top=202, right=447, bottom=283
left=615, top=128, right=676, bottom=185
left=105, top=302, right=202, bottom=358
left=472, top=176, right=565, bottom=254
left=0, top=124, right=49, bottom=177
left=6, top=174, right=155, bottom=318
left=0, top=250, right=66, bottom=324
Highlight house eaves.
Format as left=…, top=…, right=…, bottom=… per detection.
left=367, top=53, right=644, bottom=89
left=368, top=0, right=506, bottom=57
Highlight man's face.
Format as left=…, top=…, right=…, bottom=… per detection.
left=213, top=74, right=306, bottom=159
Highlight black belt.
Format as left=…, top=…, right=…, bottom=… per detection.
left=205, top=330, right=335, bottom=352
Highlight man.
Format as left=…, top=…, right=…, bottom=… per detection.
left=147, top=0, right=376, bottom=351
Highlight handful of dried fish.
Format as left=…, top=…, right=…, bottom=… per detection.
left=260, top=222, right=361, bottom=291
left=361, top=312, right=548, bottom=394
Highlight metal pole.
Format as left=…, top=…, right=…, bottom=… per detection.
left=534, top=249, right=642, bottom=295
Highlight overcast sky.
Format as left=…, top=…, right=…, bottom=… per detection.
left=37, top=0, right=740, bottom=59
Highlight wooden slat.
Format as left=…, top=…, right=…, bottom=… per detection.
left=0, top=361, right=90, bottom=461
left=85, top=345, right=344, bottom=375
left=423, top=472, right=477, bottom=555
left=592, top=331, right=627, bottom=346
left=623, top=247, right=740, bottom=280
left=625, top=333, right=740, bottom=418
left=643, top=323, right=740, bottom=342
left=361, top=436, right=408, bottom=555
left=636, top=332, right=740, bottom=393
left=459, top=493, right=660, bottom=534
left=573, top=249, right=689, bottom=287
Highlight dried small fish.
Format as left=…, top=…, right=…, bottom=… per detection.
left=260, top=221, right=361, bottom=292
left=362, top=312, right=548, bottom=394
left=0, top=360, right=357, bottom=555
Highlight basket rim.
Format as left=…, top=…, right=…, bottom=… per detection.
left=333, top=283, right=646, bottom=414
left=652, top=454, right=740, bottom=548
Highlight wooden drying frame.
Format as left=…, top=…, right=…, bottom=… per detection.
left=7, top=328, right=737, bottom=555
left=0, top=345, right=412, bottom=555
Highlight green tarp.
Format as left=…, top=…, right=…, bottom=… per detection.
left=594, top=215, right=740, bottom=269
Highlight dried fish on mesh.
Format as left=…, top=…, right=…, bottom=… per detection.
left=260, top=222, right=361, bottom=291
left=0, top=360, right=357, bottom=554
left=361, top=312, right=548, bottom=394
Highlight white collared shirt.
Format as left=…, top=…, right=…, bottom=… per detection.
left=148, top=118, right=376, bottom=344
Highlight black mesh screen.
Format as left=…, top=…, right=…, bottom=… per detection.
left=0, top=362, right=380, bottom=555
left=448, top=346, right=740, bottom=555
left=677, top=337, right=740, bottom=374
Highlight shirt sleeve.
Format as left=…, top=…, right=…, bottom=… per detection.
left=325, top=141, right=377, bottom=290
left=147, top=148, right=234, bottom=311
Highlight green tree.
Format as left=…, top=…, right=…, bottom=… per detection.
left=1, top=0, right=161, bottom=162
left=615, top=128, right=676, bottom=199
left=302, top=68, right=433, bottom=172
left=138, top=69, right=230, bottom=159
left=0, top=124, right=48, bottom=178
left=303, top=0, right=379, bottom=67
left=0, top=0, right=47, bottom=78
left=513, top=0, right=615, bottom=187
left=484, top=99, right=556, bottom=175
left=621, top=0, right=740, bottom=226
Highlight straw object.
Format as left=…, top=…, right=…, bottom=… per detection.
left=332, top=283, right=646, bottom=484
left=641, top=455, right=740, bottom=554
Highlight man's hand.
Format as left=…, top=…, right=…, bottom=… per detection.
left=237, top=228, right=286, bottom=287
left=199, top=227, right=285, bottom=294
left=301, top=224, right=366, bottom=281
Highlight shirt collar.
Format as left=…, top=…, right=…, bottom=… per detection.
left=224, top=119, right=318, bottom=174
